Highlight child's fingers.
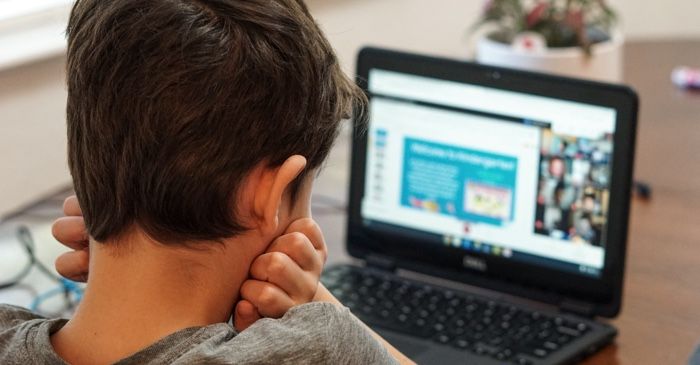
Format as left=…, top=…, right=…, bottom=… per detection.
left=266, top=232, right=323, bottom=275
left=63, top=196, right=83, bottom=216
left=53, top=202, right=90, bottom=283
left=240, top=279, right=295, bottom=318
left=284, top=218, right=328, bottom=264
left=249, top=252, right=316, bottom=302
left=233, top=299, right=261, bottom=332
left=55, top=250, right=90, bottom=282
left=52, top=216, right=89, bottom=250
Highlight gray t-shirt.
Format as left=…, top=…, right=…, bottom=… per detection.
left=0, top=302, right=398, bottom=364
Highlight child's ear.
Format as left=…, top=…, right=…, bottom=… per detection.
left=253, top=155, right=307, bottom=236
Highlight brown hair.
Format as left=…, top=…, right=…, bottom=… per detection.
left=66, top=0, right=366, bottom=244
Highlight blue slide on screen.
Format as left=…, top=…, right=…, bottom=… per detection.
left=400, top=138, right=518, bottom=226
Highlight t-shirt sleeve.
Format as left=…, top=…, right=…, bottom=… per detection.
left=216, top=302, right=399, bottom=365
left=0, top=305, right=44, bottom=330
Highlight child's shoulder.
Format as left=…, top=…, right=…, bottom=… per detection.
left=174, top=302, right=397, bottom=364
left=0, top=305, right=68, bottom=365
left=0, top=304, right=45, bottom=329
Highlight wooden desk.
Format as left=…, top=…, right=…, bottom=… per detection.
left=313, top=40, right=700, bottom=364
left=583, top=40, right=700, bottom=364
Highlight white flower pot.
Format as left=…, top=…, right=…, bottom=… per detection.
left=476, top=32, right=624, bottom=83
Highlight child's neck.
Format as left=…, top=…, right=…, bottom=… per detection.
left=50, top=231, right=257, bottom=365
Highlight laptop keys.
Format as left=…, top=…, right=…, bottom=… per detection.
left=321, top=266, right=592, bottom=363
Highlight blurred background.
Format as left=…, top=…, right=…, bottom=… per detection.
left=1, top=0, right=700, bottom=215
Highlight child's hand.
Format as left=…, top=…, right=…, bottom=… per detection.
left=234, top=218, right=327, bottom=331
left=52, top=196, right=90, bottom=282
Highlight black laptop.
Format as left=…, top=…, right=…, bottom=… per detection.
left=321, top=47, right=638, bottom=365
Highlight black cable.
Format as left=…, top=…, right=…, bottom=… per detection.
left=1, top=226, right=81, bottom=317
left=0, top=226, right=62, bottom=290
left=0, top=257, right=33, bottom=290
left=0, top=228, right=35, bottom=290
left=16, top=226, right=62, bottom=282
left=633, top=180, right=653, bottom=200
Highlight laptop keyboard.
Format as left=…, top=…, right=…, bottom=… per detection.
left=321, top=265, right=591, bottom=364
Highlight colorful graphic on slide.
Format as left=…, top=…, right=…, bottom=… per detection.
left=401, top=138, right=518, bottom=226
left=465, top=182, right=512, bottom=221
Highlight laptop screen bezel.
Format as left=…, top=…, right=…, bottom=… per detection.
left=346, top=47, right=637, bottom=318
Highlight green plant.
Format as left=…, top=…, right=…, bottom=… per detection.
left=474, top=0, right=617, bottom=53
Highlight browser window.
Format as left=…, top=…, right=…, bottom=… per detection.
left=361, top=69, right=617, bottom=277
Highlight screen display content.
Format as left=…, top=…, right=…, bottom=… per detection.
left=361, top=69, right=618, bottom=278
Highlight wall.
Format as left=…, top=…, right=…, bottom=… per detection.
left=1, top=0, right=699, bottom=215
left=0, top=57, right=69, bottom=216
left=307, top=0, right=700, bottom=73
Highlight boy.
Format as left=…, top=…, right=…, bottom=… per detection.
left=0, top=0, right=413, bottom=364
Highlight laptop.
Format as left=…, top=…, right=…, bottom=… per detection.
left=321, top=47, right=638, bottom=365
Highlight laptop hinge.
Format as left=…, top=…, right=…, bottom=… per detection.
left=559, top=299, right=596, bottom=318
left=365, top=254, right=397, bottom=272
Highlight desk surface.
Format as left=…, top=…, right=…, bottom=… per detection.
left=587, top=40, right=700, bottom=364
left=314, top=39, right=700, bottom=364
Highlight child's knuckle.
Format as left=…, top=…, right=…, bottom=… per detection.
left=267, top=252, right=287, bottom=272
left=259, top=286, right=277, bottom=306
left=300, top=218, right=317, bottom=231
left=289, top=236, right=307, bottom=251
left=288, top=231, right=307, bottom=243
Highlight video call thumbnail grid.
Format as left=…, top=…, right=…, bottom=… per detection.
left=534, top=129, right=613, bottom=247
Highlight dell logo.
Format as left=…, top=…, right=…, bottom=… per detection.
left=462, top=256, right=487, bottom=272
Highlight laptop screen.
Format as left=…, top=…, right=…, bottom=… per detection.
left=360, top=69, right=618, bottom=279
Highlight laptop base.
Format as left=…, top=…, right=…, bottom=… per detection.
left=322, top=264, right=616, bottom=365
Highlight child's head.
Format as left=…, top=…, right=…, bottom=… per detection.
left=65, top=0, right=365, bottom=245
